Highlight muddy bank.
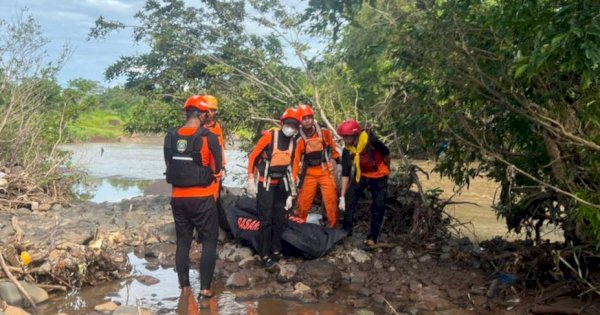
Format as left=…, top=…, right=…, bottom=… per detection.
left=1, top=189, right=597, bottom=315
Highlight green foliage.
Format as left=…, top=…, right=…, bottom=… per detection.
left=66, top=109, right=123, bottom=141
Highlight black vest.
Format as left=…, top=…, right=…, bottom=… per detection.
left=164, top=127, right=214, bottom=187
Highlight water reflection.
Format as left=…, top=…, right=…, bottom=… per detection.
left=62, top=142, right=247, bottom=203
left=73, top=177, right=154, bottom=203
left=37, top=252, right=361, bottom=314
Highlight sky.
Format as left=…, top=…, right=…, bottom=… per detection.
left=0, top=0, right=317, bottom=87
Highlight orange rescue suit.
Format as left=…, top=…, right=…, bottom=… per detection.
left=293, top=125, right=340, bottom=227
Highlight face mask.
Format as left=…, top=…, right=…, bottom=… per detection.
left=282, top=126, right=297, bottom=137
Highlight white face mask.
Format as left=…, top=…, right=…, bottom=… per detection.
left=282, top=126, right=297, bottom=137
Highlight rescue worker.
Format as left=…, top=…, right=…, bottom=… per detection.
left=337, top=119, right=391, bottom=250
left=292, top=104, right=340, bottom=227
left=164, top=95, right=223, bottom=299
left=202, top=94, right=229, bottom=233
left=246, top=107, right=301, bottom=268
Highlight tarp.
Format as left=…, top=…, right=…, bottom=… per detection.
left=224, top=196, right=347, bottom=259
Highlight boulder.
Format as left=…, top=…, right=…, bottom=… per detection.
left=276, top=263, right=297, bottom=283
left=294, top=260, right=342, bottom=289
left=0, top=281, right=48, bottom=308
left=3, top=305, right=30, bottom=315
left=94, top=301, right=118, bottom=312
left=226, top=272, right=249, bottom=288
left=349, top=249, right=371, bottom=264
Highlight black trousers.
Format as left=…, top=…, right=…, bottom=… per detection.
left=256, top=180, right=288, bottom=258
left=342, top=176, right=388, bottom=242
left=171, top=196, right=218, bottom=290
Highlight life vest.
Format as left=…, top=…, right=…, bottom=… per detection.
left=261, top=129, right=293, bottom=179
left=299, top=124, right=326, bottom=167
left=359, top=143, right=383, bottom=173
left=164, top=127, right=214, bottom=187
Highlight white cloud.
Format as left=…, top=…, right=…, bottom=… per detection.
left=81, top=0, right=135, bottom=13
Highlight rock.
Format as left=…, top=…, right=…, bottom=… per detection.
left=51, top=204, right=63, bottom=211
left=238, top=256, right=258, bottom=269
left=355, top=309, right=375, bottom=315
left=372, top=293, right=385, bottom=304
left=486, top=279, right=499, bottom=298
left=94, top=301, right=118, bottom=312
left=471, top=295, right=487, bottom=307
left=439, top=253, right=451, bottom=260
left=403, top=306, right=420, bottom=315
left=136, top=275, right=160, bottom=286
left=295, top=261, right=342, bottom=289
left=418, top=254, right=432, bottom=263
left=350, top=271, right=368, bottom=284
left=39, top=203, right=51, bottom=211
left=353, top=298, right=370, bottom=308
left=218, top=247, right=253, bottom=262
left=112, top=306, right=154, bottom=315
left=349, top=249, right=371, bottom=264
left=392, top=246, right=406, bottom=258
left=0, top=177, right=7, bottom=188
left=406, top=250, right=415, bottom=259
left=3, top=305, right=30, bottom=315
left=293, top=282, right=311, bottom=295
left=226, top=272, right=249, bottom=288
left=441, top=245, right=451, bottom=253
left=15, top=208, right=30, bottom=215
left=358, top=287, right=373, bottom=297
left=276, top=263, right=297, bottom=283
left=156, top=223, right=176, bottom=242
left=446, top=288, right=463, bottom=300
left=374, top=259, right=383, bottom=269
left=0, top=281, right=48, bottom=307
left=409, top=280, right=422, bottom=292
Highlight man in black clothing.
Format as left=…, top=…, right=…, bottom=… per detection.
left=337, top=119, right=391, bottom=250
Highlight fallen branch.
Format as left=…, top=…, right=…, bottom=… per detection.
left=0, top=251, right=37, bottom=312
left=383, top=297, right=400, bottom=315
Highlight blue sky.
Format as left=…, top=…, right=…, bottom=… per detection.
left=0, top=0, right=318, bottom=87
left=0, top=0, right=149, bottom=86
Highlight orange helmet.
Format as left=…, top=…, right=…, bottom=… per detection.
left=183, top=95, right=209, bottom=111
left=280, top=107, right=302, bottom=126
left=298, top=103, right=314, bottom=118
left=203, top=95, right=218, bottom=110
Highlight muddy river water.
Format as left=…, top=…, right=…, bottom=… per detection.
left=50, top=140, right=560, bottom=314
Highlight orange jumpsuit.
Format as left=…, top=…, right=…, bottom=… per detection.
left=292, top=125, right=340, bottom=227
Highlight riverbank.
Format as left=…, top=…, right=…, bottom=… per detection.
left=1, top=189, right=596, bottom=315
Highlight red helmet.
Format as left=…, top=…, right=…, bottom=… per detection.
left=280, top=107, right=302, bottom=126
left=183, top=95, right=209, bottom=111
left=298, top=103, right=314, bottom=118
left=337, top=119, right=362, bottom=136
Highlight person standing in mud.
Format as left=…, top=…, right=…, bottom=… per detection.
left=337, top=119, right=391, bottom=251
left=292, top=103, right=340, bottom=228
left=164, top=95, right=223, bottom=299
left=202, top=94, right=229, bottom=234
left=246, top=107, right=301, bottom=268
